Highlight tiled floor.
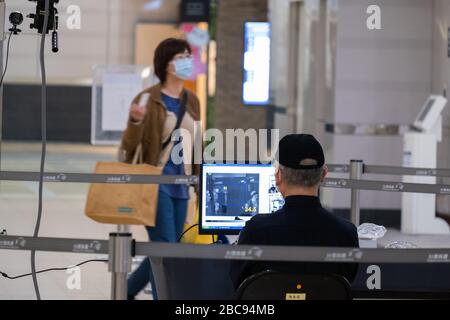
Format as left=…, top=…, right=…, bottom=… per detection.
left=1, top=142, right=450, bottom=300
left=0, top=142, right=151, bottom=300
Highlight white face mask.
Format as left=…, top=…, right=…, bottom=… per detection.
left=171, top=57, right=194, bottom=80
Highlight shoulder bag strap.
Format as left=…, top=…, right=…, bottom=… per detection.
left=162, top=90, right=188, bottom=150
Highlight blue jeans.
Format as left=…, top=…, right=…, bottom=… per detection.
left=127, top=190, right=188, bottom=300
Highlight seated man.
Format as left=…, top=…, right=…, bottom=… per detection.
left=230, top=134, right=359, bottom=289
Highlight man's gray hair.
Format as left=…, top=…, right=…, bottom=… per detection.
left=278, top=159, right=324, bottom=188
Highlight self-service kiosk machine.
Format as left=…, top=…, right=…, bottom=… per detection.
left=402, top=95, right=450, bottom=235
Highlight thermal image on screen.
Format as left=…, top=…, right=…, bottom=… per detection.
left=201, top=163, right=284, bottom=233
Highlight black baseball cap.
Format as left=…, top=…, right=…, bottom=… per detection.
left=277, top=134, right=325, bottom=170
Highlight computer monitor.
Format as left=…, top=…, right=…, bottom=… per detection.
left=199, top=163, right=285, bottom=235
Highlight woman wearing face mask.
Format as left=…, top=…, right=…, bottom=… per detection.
left=121, top=38, right=200, bottom=300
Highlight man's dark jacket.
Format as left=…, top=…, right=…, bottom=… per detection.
left=230, top=195, right=360, bottom=288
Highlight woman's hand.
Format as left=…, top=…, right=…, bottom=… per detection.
left=129, top=103, right=147, bottom=123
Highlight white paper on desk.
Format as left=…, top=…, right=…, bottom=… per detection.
left=101, top=73, right=143, bottom=131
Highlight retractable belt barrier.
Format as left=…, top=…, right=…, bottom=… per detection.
left=0, top=236, right=109, bottom=254
left=0, top=171, right=199, bottom=185
left=364, top=165, right=450, bottom=177
left=1, top=171, right=450, bottom=195
left=323, top=178, right=450, bottom=195
left=327, top=164, right=450, bottom=177
left=3, top=234, right=450, bottom=300
left=2, top=161, right=450, bottom=299
left=1, top=235, right=450, bottom=264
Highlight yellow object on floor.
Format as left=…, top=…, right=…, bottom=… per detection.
left=181, top=210, right=217, bottom=244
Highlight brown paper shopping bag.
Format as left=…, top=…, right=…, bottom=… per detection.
left=85, top=145, right=162, bottom=226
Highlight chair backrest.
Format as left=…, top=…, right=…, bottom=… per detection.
left=236, top=271, right=352, bottom=300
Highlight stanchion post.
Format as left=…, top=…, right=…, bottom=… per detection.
left=109, top=232, right=132, bottom=300
left=150, top=257, right=169, bottom=300
left=350, top=160, right=364, bottom=226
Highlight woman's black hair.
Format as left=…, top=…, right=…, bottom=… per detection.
left=154, top=38, right=192, bottom=84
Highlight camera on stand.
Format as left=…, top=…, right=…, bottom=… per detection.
left=6, top=1, right=60, bottom=53
left=27, top=0, right=60, bottom=52
left=8, top=11, right=23, bottom=34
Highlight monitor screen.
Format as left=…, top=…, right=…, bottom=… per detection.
left=243, top=22, right=271, bottom=106
left=200, top=163, right=284, bottom=235
left=413, top=95, right=447, bottom=132
left=417, top=98, right=435, bottom=122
